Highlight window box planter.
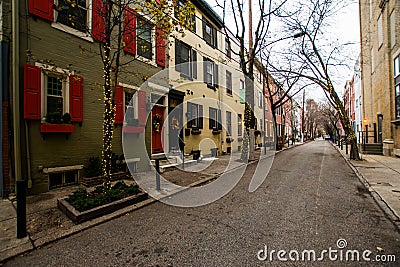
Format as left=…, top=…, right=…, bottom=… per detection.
left=191, top=128, right=202, bottom=135
left=40, top=123, right=74, bottom=133
left=212, top=129, right=221, bottom=135
left=226, top=137, right=234, bottom=144
left=123, top=126, right=144, bottom=134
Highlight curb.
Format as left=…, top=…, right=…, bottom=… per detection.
left=330, top=142, right=400, bottom=231
left=1, top=142, right=307, bottom=263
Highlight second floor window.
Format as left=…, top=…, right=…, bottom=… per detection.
left=225, top=38, right=231, bottom=58
left=175, top=40, right=197, bottom=79
left=204, top=58, right=218, bottom=88
left=239, top=79, right=245, bottom=103
left=238, top=114, right=242, bottom=136
left=226, top=111, right=232, bottom=135
left=137, top=17, right=153, bottom=60
left=202, top=19, right=217, bottom=48
left=57, top=0, right=88, bottom=32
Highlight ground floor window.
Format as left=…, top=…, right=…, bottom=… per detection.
left=49, top=170, right=79, bottom=189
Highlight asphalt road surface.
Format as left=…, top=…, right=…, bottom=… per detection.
left=6, top=141, right=400, bottom=266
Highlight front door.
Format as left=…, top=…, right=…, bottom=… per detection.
left=377, top=114, right=383, bottom=143
left=152, top=106, right=164, bottom=154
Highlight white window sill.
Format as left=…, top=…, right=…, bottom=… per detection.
left=135, top=55, right=158, bottom=68
left=51, top=22, right=94, bottom=43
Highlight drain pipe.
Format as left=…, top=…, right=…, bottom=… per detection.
left=12, top=0, right=22, bottom=186
left=25, top=121, right=32, bottom=188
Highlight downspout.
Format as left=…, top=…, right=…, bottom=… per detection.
left=12, top=0, right=22, bottom=187
left=24, top=0, right=32, bottom=188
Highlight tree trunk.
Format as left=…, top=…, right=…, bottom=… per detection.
left=102, top=44, right=114, bottom=188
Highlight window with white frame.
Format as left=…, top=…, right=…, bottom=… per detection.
left=187, top=102, right=203, bottom=128
left=390, top=10, right=396, bottom=48
left=378, top=14, right=383, bottom=48
left=137, top=16, right=153, bottom=60
left=237, top=114, right=242, bottom=136
left=226, top=111, right=232, bottom=135
left=203, top=58, right=218, bottom=88
left=226, top=70, right=232, bottom=95
left=175, top=40, right=197, bottom=79
left=239, top=79, right=245, bottom=103
left=258, top=90, right=263, bottom=108
left=202, top=18, right=217, bottom=48
left=46, top=74, right=65, bottom=115
left=56, top=0, right=89, bottom=33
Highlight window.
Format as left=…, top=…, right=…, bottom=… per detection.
left=46, top=74, right=65, bottom=115
left=258, top=90, right=263, bottom=108
left=239, top=79, right=245, bottom=103
left=378, top=14, right=383, bottom=48
left=209, top=107, right=221, bottom=130
left=175, top=40, right=197, bottom=79
left=137, top=17, right=153, bottom=60
left=371, top=47, right=375, bottom=74
left=225, top=38, right=231, bottom=58
left=395, top=56, right=399, bottom=77
left=49, top=170, right=79, bottom=189
left=175, top=0, right=196, bottom=32
left=226, top=71, right=232, bottom=95
left=226, top=111, right=232, bottom=135
left=396, top=84, right=400, bottom=119
left=390, top=10, right=396, bottom=48
left=202, top=18, right=217, bottom=48
left=369, top=0, right=372, bottom=21
left=203, top=58, right=218, bottom=88
left=187, top=102, right=203, bottom=128
left=238, top=114, right=242, bottom=136
left=57, top=0, right=88, bottom=33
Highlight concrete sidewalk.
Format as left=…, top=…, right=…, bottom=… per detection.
left=0, top=142, right=304, bottom=263
left=332, top=141, right=400, bottom=228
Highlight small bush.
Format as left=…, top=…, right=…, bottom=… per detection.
left=83, top=156, right=102, bottom=178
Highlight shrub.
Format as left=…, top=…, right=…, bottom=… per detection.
left=83, top=156, right=103, bottom=178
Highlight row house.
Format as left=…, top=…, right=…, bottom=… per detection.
left=343, top=79, right=355, bottom=132
left=1, top=0, right=167, bottom=195
left=359, top=0, right=400, bottom=155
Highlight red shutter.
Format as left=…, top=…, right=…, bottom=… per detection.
left=156, top=28, right=166, bottom=67
left=138, top=90, right=147, bottom=126
left=114, top=85, right=124, bottom=125
left=24, top=64, right=41, bottom=120
left=155, top=0, right=161, bottom=4
left=92, top=0, right=106, bottom=43
left=69, top=75, right=83, bottom=122
left=28, top=0, right=53, bottom=22
left=123, top=7, right=136, bottom=55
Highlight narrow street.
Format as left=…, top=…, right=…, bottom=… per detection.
left=6, top=141, right=400, bottom=266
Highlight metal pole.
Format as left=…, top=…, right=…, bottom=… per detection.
left=12, top=0, right=22, bottom=192
left=346, top=141, right=348, bottom=155
left=155, top=159, right=160, bottom=191
left=16, top=180, right=26, bottom=238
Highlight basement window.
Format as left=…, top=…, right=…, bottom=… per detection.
left=49, top=170, right=79, bottom=189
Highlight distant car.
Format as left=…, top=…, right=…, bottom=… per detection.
left=324, top=135, right=330, bottom=140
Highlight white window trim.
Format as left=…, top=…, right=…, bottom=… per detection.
left=51, top=0, right=94, bottom=42
left=135, top=13, right=157, bottom=67
left=119, top=83, right=139, bottom=121
left=35, top=62, right=71, bottom=120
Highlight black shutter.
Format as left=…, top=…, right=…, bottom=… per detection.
left=214, top=63, right=219, bottom=88
left=203, top=58, right=208, bottom=84
left=175, top=40, right=182, bottom=72
left=209, top=107, right=213, bottom=129
left=192, top=50, right=197, bottom=79
left=217, top=109, right=222, bottom=130
left=212, top=27, right=217, bottom=49
left=198, top=105, right=203, bottom=129
left=187, top=102, right=192, bottom=128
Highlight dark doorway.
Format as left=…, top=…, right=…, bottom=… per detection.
left=168, top=89, right=185, bottom=152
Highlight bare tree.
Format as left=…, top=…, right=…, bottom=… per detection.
left=213, top=0, right=288, bottom=160
left=267, top=0, right=360, bottom=159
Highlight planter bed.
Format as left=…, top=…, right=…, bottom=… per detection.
left=58, top=192, right=148, bottom=224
